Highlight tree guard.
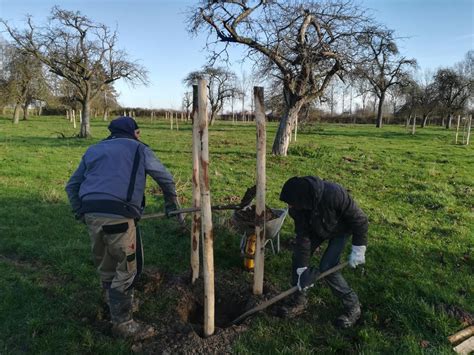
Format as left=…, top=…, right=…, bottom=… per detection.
left=253, top=86, right=266, bottom=295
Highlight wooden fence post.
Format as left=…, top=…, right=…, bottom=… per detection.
left=455, top=115, right=461, bottom=144
left=253, top=86, right=266, bottom=295
left=198, top=78, right=215, bottom=337
left=191, top=85, right=201, bottom=284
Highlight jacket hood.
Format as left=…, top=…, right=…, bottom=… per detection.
left=280, top=176, right=324, bottom=210
left=107, top=116, right=139, bottom=140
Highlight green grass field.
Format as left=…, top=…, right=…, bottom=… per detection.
left=0, top=115, right=472, bottom=354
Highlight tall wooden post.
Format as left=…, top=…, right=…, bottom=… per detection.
left=253, top=86, right=266, bottom=295
left=191, top=85, right=201, bottom=284
left=455, top=115, right=461, bottom=144
left=294, top=115, right=298, bottom=142
left=198, top=78, right=215, bottom=337
left=466, top=115, right=472, bottom=145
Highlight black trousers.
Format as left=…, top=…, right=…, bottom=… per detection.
left=292, top=234, right=359, bottom=310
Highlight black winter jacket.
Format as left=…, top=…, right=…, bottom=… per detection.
left=289, top=176, right=368, bottom=246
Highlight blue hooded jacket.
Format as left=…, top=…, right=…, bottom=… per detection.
left=65, top=117, right=176, bottom=218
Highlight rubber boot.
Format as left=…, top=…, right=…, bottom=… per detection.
left=335, top=303, right=361, bottom=328
left=111, top=319, right=156, bottom=341
left=277, top=293, right=308, bottom=318
left=108, top=288, right=155, bottom=341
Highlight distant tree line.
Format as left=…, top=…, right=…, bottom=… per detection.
left=1, top=2, right=472, bottom=152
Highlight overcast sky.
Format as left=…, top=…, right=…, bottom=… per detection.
left=1, top=0, right=472, bottom=109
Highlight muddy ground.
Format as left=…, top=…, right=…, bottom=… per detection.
left=93, top=267, right=282, bottom=354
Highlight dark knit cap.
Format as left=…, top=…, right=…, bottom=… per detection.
left=108, top=116, right=139, bottom=138
left=280, top=176, right=313, bottom=210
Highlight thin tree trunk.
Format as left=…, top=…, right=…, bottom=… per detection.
left=294, top=115, right=298, bottom=142
left=446, top=113, right=453, bottom=129
left=466, top=115, right=472, bottom=145
left=421, top=114, right=429, bottom=128
left=22, top=103, right=28, bottom=120
left=253, top=87, right=266, bottom=296
left=271, top=100, right=304, bottom=156
left=455, top=115, right=461, bottom=144
left=411, top=114, right=416, bottom=135
left=198, top=79, right=215, bottom=337
left=376, top=92, right=385, bottom=128
left=191, top=85, right=200, bottom=284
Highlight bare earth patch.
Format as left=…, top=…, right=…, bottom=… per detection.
left=128, top=268, right=280, bottom=354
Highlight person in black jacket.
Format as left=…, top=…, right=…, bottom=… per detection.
left=279, top=176, right=368, bottom=328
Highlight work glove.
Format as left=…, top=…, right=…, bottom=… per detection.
left=296, top=266, right=320, bottom=292
left=164, top=197, right=186, bottom=228
left=349, top=245, right=366, bottom=268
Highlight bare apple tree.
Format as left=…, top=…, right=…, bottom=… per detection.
left=184, top=66, right=239, bottom=125
left=1, top=7, right=148, bottom=137
left=188, top=0, right=375, bottom=155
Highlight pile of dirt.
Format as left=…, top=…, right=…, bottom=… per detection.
left=437, top=303, right=474, bottom=326
left=232, top=205, right=279, bottom=235
left=118, top=268, right=281, bottom=354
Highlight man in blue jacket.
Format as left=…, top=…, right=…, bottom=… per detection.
left=66, top=116, right=182, bottom=340
left=279, top=176, right=368, bottom=328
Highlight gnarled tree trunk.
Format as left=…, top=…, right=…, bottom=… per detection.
left=13, top=104, right=21, bottom=124
left=272, top=99, right=305, bottom=156
left=79, top=98, right=91, bottom=138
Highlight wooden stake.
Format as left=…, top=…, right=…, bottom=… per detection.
left=466, top=115, right=472, bottom=145
left=294, top=115, right=298, bottom=142
left=449, top=326, right=474, bottom=344
left=191, top=85, right=200, bottom=284
left=453, top=336, right=474, bottom=354
left=253, top=86, right=266, bottom=295
left=198, top=78, right=215, bottom=337
left=455, top=115, right=461, bottom=144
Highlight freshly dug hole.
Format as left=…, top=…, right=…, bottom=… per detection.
left=186, top=293, right=249, bottom=330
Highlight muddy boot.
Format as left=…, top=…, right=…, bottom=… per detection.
left=335, top=303, right=361, bottom=328
left=277, top=293, right=308, bottom=318
left=111, top=319, right=156, bottom=341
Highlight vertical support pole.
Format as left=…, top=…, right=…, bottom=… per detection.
left=455, top=115, right=461, bottom=144
left=294, top=115, right=298, bottom=142
left=466, top=115, right=472, bottom=145
left=253, top=86, right=266, bottom=296
left=191, top=85, right=201, bottom=284
left=198, top=78, right=215, bottom=337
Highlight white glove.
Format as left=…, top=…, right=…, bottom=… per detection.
left=349, top=245, right=366, bottom=268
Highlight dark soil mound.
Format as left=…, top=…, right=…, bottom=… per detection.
left=128, top=268, right=280, bottom=354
